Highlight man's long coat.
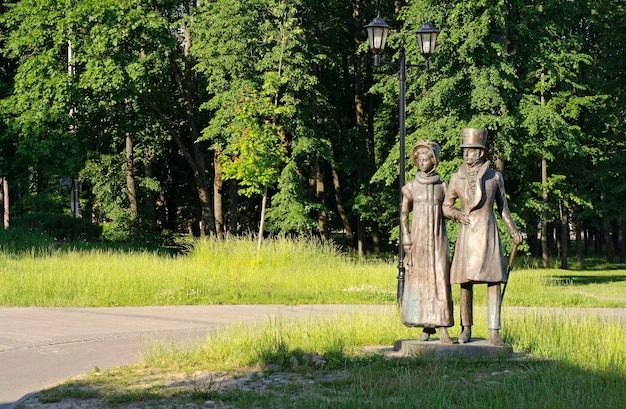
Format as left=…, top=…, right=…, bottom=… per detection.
left=443, top=161, right=517, bottom=284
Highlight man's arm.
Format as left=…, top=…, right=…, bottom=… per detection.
left=496, top=172, right=523, bottom=244
left=441, top=173, right=470, bottom=224
left=442, top=174, right=464, bottom=222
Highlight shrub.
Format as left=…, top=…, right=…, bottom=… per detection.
left=12, top=212, right=102, bottom=241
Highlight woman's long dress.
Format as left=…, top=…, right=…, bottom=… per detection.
left=400, top=174, right=453, bottom=328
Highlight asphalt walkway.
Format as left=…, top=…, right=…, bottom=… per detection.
left=1, top=305, right=624, bottom=408
left=0, top=304, right=389, bottom=408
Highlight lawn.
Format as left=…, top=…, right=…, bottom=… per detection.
left=1, top=235, right=625, bottom=308
left=2, top=234, right=625, bottom=408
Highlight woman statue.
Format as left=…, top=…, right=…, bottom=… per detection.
left=400, top=140, right=454, bottom=343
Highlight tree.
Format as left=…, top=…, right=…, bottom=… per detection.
left=0, top=1, right=14, bottom=230
left=194, top=0, right=321, bottom=237
left=582, top=0, right=626, bottom=263
left=219, top=88, right=287, bottom=249
left=0, top=0, right=623, bottom=262
left=2, top=0, right=215, bottom=237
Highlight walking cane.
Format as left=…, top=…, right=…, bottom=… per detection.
left=501, top=242, right=519, bottom=302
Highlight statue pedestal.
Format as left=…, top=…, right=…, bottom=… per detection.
left=393, top=338, right=513, bottom=357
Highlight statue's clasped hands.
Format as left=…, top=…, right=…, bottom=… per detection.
left=458, top=212, right=471, bottom=225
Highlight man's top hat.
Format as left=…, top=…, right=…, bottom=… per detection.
left=460, top=128, right=487, bottom=150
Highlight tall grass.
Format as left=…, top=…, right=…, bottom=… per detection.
left=10, top=232, right=624, bottom=408
left=114, top=308, right=626, bottom=408
left=0, top=236, right=395, bottom=306
left=1, top=234, right=625, bottom=307
left=499, top=267, right=626, bottom=307
left=506, top=310, right=625, bottom=372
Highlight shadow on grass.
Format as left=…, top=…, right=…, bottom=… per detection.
left=545, top=274, right=626, bottom=286
left=571, top=258, right=626, bottom=271
left=0, top=226, right=185, bottom=257
left=27, top=345, right=626, bottom=409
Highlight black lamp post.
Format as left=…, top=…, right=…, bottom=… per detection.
left=365, top=14, right=439, bottom=305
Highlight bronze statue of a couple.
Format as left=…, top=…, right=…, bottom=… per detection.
left=400, top=128, right=523, bottom=346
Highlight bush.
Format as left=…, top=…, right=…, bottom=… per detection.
left=0, top=226, right=55, bottom=253
left=12, top=213, right=102, bottom=242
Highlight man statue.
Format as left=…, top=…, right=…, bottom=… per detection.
left=443, top=128, right=523, bottom=346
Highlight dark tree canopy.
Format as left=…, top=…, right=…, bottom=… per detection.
left=0, top=0, right=624, bottom=265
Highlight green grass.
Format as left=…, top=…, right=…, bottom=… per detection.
left=26, top=308, right=625, bottom=408
left=1, top=235, right=625, bottom=307
left=6, top=233, right=624, bottom=408
left=500, top=266, right=626, bottom=307
left=0, top=235, right=394, bottom=306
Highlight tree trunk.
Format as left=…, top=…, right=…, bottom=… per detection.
left=541, top=156, right=549, bottom=267
left=257, top=186, right=268, bottom=251
left=618, top=218, right=625, bottom=263
left=602, top=222, right=614, bottom=263
left=213, top=152, right=224, bottom=239
left=330, top=163, right=354, bottom=246
left=526, top=214, right=540, bottom=257
left=1, top=177, right=8, bottom=229
left=365, top=28, right=380, bottom=255
left=185, top=44, right=214, bottom=234
left=539, top=77, right=551, bottom=267
left=314, top=156, right=329, bottom=242
left=125, top=133, right=139, bottom=234
left=575, top=220, right=583, bottom=269
left=143, top=147, right=157, bottom=213
left=310, top=68, right=328, bottom=242
left=307, top=12, right=328, bottom=243
left=600, top=192, right=614, bottom=262
left=371, top=223, right=380, bottom=254
left=145, top=96, right=215, bottom=237
left=142, top=0, right=215, bottom=237
left=357, top=217, right=366, bottom=257
left=595, top=228, right=603, bottom=257
left=181, top=0, right=215, bottom=236
left=194, top=160, right=215, bottom=237
left=353, top=0, right=367, bottom=256
left=559, top=201, right=568, bottom=269
left=162, top=140, right=179, bottom=232
left=0, top=177, right=3, bottom=228
left=228, top=179, right=238, bottom=235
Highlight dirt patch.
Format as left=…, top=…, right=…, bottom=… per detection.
left=15, top=345, right=526, bottom=408
left=17, top=366, right=350, bottom=409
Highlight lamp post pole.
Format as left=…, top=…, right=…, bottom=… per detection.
left=365, top=15, right=439, bottom=306
left=397, top=46, right=407, bottom=305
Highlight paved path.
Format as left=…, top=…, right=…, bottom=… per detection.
left=1, top=305, right=624, bottom=408
left=0, top=305, right=389, bottom=408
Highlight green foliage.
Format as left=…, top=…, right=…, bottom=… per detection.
left=0, top=0, right=625, bottom=258
left=11, top=213, right=102, bottom=242
left=219, top=88, right=288, bottom=197
left=194, top=0, right=322, bottom=234
left=265, top=161, right=318, bottom=234
left=80, top=154, right=133, bottom=241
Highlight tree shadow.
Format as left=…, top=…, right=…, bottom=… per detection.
left=21, top=344, right=626, bottom=408
left=546, top=274, right=626, bottom=286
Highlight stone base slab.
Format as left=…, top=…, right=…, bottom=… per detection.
left=393, top=338, right=513, bottom=357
